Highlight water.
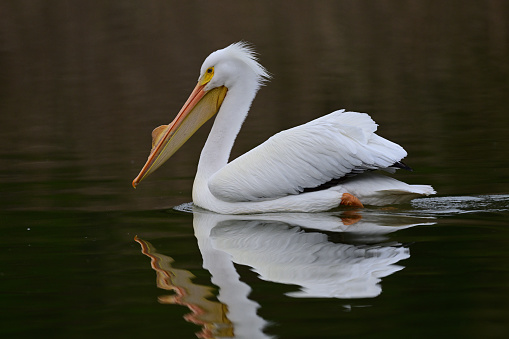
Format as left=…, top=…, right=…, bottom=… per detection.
left=1, top=1, right=509, bottom=338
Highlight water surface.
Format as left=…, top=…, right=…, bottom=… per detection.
left=1, top=1, right=509, bottom=338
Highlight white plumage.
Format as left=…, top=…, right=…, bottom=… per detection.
left=133, top=42, right=435, bottom=214
left=209, top=110, right=407, bottom=202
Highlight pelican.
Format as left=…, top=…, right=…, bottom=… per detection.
left=133, top=42, right=435, bottom=214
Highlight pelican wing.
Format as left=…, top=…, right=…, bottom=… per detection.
left=208, top=110, right=408, bottom=202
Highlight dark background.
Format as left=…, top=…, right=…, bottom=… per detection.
left=1, top=1, right=508, bottom=338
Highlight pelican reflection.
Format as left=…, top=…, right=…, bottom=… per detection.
left=136, top=209, right=434, bottom=338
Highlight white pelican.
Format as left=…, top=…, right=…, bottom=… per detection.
left=133, top=42, right=435, bottom=214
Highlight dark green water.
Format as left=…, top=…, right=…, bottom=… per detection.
left=1, top=1, right=509, bottom=338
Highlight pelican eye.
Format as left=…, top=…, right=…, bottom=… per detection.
left=199, top=66, right=215, bottom=85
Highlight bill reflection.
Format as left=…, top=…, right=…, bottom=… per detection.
left=136, top=209, right=434, bottom=338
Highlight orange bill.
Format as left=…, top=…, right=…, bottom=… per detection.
left=133, top=84, right=227, bottom=188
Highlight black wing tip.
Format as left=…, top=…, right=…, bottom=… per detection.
left=392, top=161, right=413, bottom=171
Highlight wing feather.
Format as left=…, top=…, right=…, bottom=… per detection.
left=208, top=110, right=407, bottom=202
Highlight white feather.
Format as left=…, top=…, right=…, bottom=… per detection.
left=168, top=42, right=436, bottom=213
left=208, top=110, right=408, bottom=202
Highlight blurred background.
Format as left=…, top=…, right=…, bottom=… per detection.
left=1, top=1, right=508, bottom=338
left=1, top=0, right=508, bottom=212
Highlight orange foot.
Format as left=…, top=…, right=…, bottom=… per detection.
left=340, top=193, right=364, bottom=208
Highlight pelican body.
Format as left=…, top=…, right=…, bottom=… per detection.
left=133, top=42, right=435, bottom=214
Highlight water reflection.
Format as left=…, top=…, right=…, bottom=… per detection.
left=136, top=208, right=434, bottom=338
left=135, top=236, right=235, bottom=339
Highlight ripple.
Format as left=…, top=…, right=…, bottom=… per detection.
left=411, top=194, right=509, bottom=216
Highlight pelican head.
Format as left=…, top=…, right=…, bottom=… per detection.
left=132, top=42, right=269, bottom=188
